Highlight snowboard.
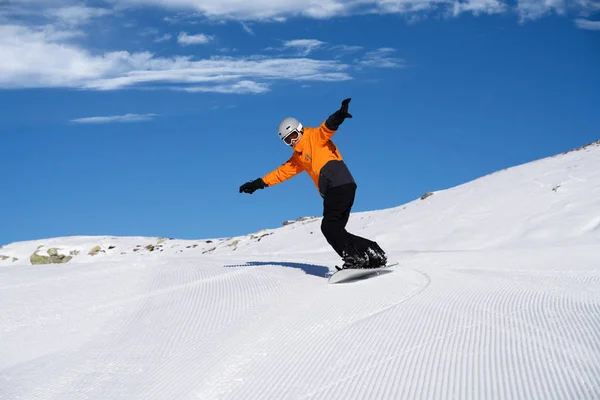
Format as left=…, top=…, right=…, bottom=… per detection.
left=328, top=262, right=399, bottom=284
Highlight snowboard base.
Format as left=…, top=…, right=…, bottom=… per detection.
left=329, top=262, right=399, bottom=284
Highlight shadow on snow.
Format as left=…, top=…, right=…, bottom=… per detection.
left=224, top=261, right=331, bottom=278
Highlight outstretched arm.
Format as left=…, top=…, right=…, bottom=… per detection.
left=314, top=98, right=353, bottom=144
left=239, top=155, right=304, bottom=194
left=262, top=156, right=304, bottom=187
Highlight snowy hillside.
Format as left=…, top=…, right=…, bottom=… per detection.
left=1, top=141, right=599, bottom=399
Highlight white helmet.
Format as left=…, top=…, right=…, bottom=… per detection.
left=278, top=117, right=303, bottom=146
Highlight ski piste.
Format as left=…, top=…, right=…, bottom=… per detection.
left=329, top=261, right=399, bottom=284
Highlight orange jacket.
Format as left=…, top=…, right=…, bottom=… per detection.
left=262, top=122, right=342, bottom=191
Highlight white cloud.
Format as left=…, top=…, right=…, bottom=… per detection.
left=516, top=0, right=566, bottom=20
left=47, top=6, right=113, bottom=26
left=575, top=18, right=600, bottom=29
left=330, top=44, right=364, bottom=54
left=241, top=22, right=255, bottom=35
left=71, top=113, right=158, bottom=124
left=183, top=81, right=270, bottom=94
left=103, top=0, right=516, bottom=20
left=283, top=39, right=326, bottom=55
left=3, top=0, right=594, bottom=31
left=177, top=32, right=214, bottom=45
left=154, top=33, right=172, bottom=42
left=452, top=0, right=507, bottom=16
left=0, top=2, right=113, bottom=26
left=0, top=24, right=352, bottom=92
left=3, top=0, right=598, bottom=25
left=105, top=0, right=348, bottom=20
left=575, top=0, right=600, bottom=16
left=357, top=48, right=405, bottom=68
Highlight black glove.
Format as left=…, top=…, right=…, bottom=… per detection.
left=325, top=98, right=353, bottom=131
left=239, top=178, right=266, bottom=194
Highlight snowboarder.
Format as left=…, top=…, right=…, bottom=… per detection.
left=239, top=98, right=387, bottom=269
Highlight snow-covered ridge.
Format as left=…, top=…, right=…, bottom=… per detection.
left=2, top=140, right=599, bottom=400
left=1, top=140, right=599, bottom=266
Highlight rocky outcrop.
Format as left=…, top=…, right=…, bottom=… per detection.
left=250, top=231, right=273, bottom=242
left=88, top=246, right=102, bottom=256
left=283, top=216, right=318, bottom=226
left=562, top=140, right=600, bottom=155
left=30, top=247, right=73, bottom=265
left=420, top=192, right=434, bottom=200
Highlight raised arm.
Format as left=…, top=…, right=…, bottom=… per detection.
left=314, top=98, right=353, bottom=144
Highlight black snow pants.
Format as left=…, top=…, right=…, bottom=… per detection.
left=320, top=183, right=377, bottom=258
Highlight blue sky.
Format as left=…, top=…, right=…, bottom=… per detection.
left=1, top=0, right=599, bottom=246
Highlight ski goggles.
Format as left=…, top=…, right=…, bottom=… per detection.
left=283, top=130, right=300, bottom=145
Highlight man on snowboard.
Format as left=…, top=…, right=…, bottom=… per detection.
left=239, top=98, right=387, bottom=270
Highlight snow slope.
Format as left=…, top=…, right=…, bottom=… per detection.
left=1, top=141, right=599, bottom=399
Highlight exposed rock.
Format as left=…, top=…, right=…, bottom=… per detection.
left=552, top=185, right=561, bottom=192
left=146, top=244, right=155, bottom=252
left=250, top=230, right=273, bottom=242
left=283, top=216, right=318, bottom=226
left=562, top=140, right=600, bottom=155
left=420, top=192, right=434, bottom=200
left=203, top=247, right=216, bottom=254
left=70, top=250, right=80, bottom=256
left=30, top=254, right=51, bottom=265
left=30, top=249, right=72, bottom=265
left=88, top=246, right=102, bottom=256
left=0, top=255, right=9, bottom=261
left=206, top=240, right=213, bottom=244
left=157, top=238, right=167, bottom=245
left=108, top=245, right=116, bottom=250
left=12, top=257, right=18, bottom=263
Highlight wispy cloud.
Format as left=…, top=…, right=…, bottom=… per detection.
left=283, top=39, right=326, bottom=56
left=330, top=45, right=364, bottom=54
left=91, top=0, right=589, bottom=22
left=0, top=2, right=113, bottom=26
left=47, top=6, right=113, bottom=26
left=177, top=32, right=214, bottom=45
left=575, top=18, right=600, bottom=30
left=71, top=113, right=159, bottom=124
left=183, top=81, right=270, bottom=94
left=154, top=33, right=172, bottom=42
left=0, top=25, right=352, bottom=92
left=452, top=0, right=507, bottom=16
left=1, top=0, right=596, bottom=24
left=357, top=48, right=405, bottom=68
left=241, top=22, right=255, bottom=35
left=516, top=0, right=566, bottom=20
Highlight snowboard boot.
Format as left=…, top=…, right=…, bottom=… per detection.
left=341, top=244, right=369, bottom=269
left=365, top=243, right=387, bottom=269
